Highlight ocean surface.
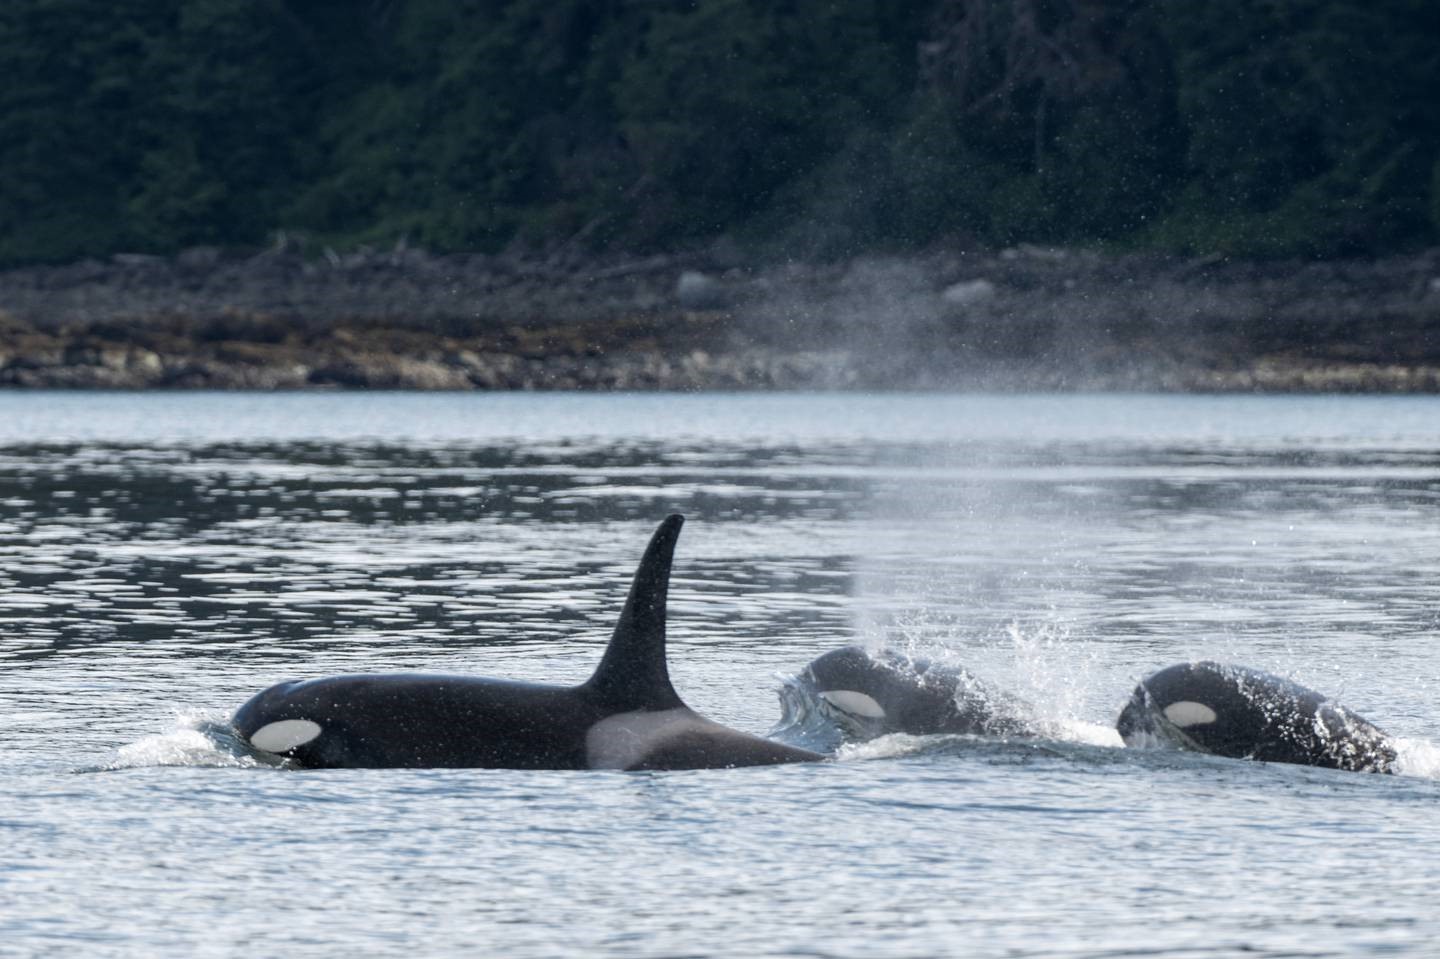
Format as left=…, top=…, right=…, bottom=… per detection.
left=3, top=391, right=1439, bottom=958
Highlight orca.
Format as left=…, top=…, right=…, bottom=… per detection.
left=1116, top=660, right=1396, bottom=773
left=231, top=515, right=824, bottom=770
left=773, top=645, right=1036, bottom=747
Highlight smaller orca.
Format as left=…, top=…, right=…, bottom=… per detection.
left=1116, top=661, right=1396, bottom=773
left=231, top=515, right=824, bottom=771
left=773, top=645, right=1036, bottom=747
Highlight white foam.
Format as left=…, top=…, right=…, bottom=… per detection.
left=1003, top=621, right=1115, bottom=742
left=835, top=733, right=931, bottom=762
left=1391, top=737, right=1440, bottom=779
left=103, top=716, right=271, bottom=770
left=1044, top=719, right=1124, bottom=748
left=112, top=728, right=231, bottom=768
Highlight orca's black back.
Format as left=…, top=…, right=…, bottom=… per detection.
left=233, top=674, right=606, bottom=769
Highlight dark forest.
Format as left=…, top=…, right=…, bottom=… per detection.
left=2, top=0, right=1437, bottom=266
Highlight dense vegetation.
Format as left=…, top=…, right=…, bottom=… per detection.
left=1, top=0, right=1437, bottom=266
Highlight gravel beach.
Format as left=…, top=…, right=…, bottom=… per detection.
left=3, top=244, right=1439, bottom=391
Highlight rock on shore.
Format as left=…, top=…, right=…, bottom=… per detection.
left=2, top=245, right=1439, bottom=391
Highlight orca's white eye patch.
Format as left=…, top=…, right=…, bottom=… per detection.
left=250, top=719, right=323, bottom=753
left=819, top=690, right=886, bottom=719
left=1163, top=701, right=1217, bottom=728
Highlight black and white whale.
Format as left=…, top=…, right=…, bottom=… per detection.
left=231, top=515, right=824, bottom=770
left=773, top=645, right=1036, bottom=748
left=1116, top=660, right=1396, bottom=773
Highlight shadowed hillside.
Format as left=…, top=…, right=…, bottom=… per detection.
left=2, top=1, right=1437, bottom=266
left=3, top=1, right=1439, bottom=390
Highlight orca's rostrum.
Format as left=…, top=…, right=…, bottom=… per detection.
left=232, top=515, right=823, bottom=770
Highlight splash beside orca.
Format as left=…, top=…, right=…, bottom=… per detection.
left=231, top=515, right=823, bottom=770
left=778, top=647, right=1400, bottom=776
left=1117, top=660, right=1397, bottom=774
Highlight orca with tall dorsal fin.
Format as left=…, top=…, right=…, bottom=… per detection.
left=231, top=515, right=823, bottom=770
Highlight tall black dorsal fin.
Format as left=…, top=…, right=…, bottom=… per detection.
left=582, top=514, right=686, bottom=711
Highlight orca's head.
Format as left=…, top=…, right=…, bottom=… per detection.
left=786, top=646, right=977, bottom=741
left=1117, top=661, right=1326, bottom=754
left=1118, top=661, right=1396, bottom=771
left=1117, top=661, right=1241, bottom=750
left=232, top=679, right=341, bottom=768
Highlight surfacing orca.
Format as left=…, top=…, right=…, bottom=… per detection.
left=773, top=645, right=1036, bottom=747
left=1116, top=660, right=1396, bottom=773
left=231, top=515, right=824, bottom=770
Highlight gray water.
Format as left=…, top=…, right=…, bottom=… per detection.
left=3, top=392, right=1439, bottom=958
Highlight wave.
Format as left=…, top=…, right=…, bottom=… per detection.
left=87, top=715, right=280, bottom=772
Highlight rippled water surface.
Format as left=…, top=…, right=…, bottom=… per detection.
left=4, top=392, right=1440, bottom=957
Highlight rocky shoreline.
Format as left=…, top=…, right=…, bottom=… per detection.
left=2, top=244, right=1439, bottom=391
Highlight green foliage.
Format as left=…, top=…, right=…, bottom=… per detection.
left=0, top=1, right=159, bottom=261
left=0, top=0, right=321, bottom=261
left=287, top=0, right=658, bottom=251
left=762, top=0, right=1182, bottom=254
left=611, top=0, right=923, bottom=247
left=1155, top=0, right=1440, bottom=255
left=0, top=0, right=1436, bottom=266
left=130, top=0, right=319, bottom=249
left=1432, top=158, right=1440, bottom=236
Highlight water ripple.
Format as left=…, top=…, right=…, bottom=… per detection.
left=5, top=393, right=1440, bottom=957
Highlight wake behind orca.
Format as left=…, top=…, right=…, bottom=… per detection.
left=1117, top=660, right=1397, bottom=774
left=231, top=515, right=823, bottom=770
